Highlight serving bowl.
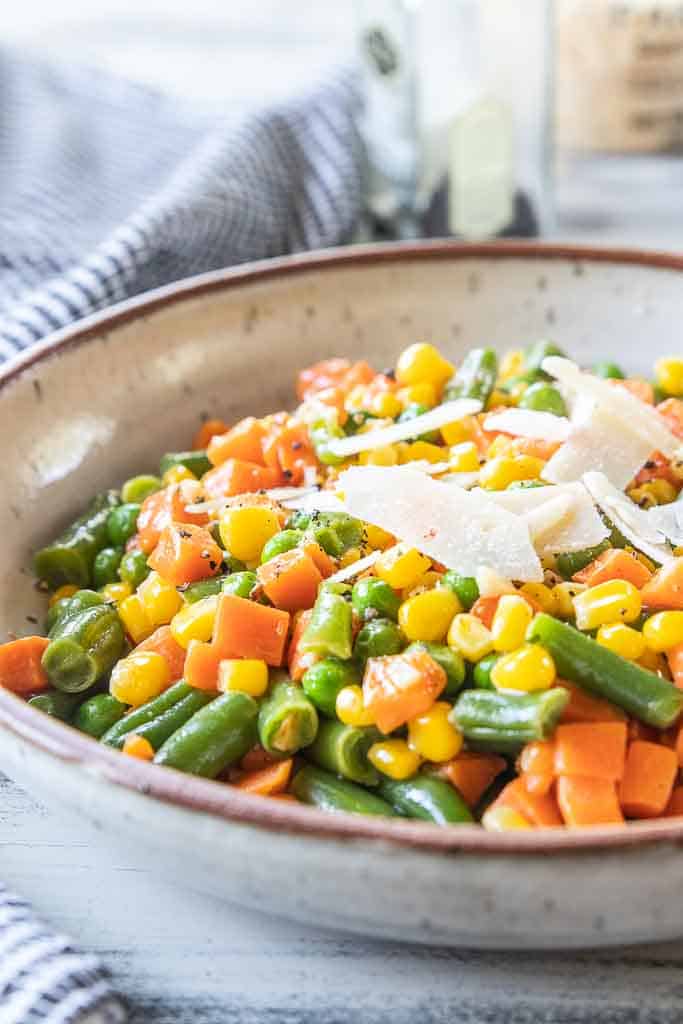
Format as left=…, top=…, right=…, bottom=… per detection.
left=3, top=241, right=683, bottom=950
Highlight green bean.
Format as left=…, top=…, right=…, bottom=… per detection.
left=352, top=577, right=400, bottom=622
left=28, top=689, right=81, bottom=722
left=555, top=540, right=610, bottom=579
left=93, top=547, right=124, bottom=589
left=354, top=618, right=404, bottom=666
left=48, top=590, right=105, bottom=637
left=154, top=692, right=258, bottom=778
left=102, top=680, right=194, bottom=746
left=179, top=575, right=227, bottom=603
left=310, top=421, right=346, bottom=466
left=305, top=524, right=344, bottom=557
left=523, top=339, right=565, bottom=373
left=593, top=361, right=625, bottom=380
left=377, top=775, right=473, bottom=825
left=221, top=571, right=259, bottom=600
left=445, top=348, right=498, bottom=405
left=260, top=529, right=304, bottom=564
left=405, top=642, right=465, bottom=699
left=120, top=474, right=162, bottom=504
left=291, top=764, right=397, bottom=817
left=73, top=693, right=127, bottom=738
left=472, top=653, right=499, bottom=690
left=301, top=657, right=359, bottom=716
left=34, top=491, right=120, bottom=589
left=316, top=512, right=364, bottom=552
left=438, top=571, right=479, bottom=610
left=527, top=613, right=683, bottom=728
left=118, top=549, right=150, bottom=589
left=451, top=688, right=569, bottom=754
left=109, top=688, right=215, bottom=750
left=307, top=720, right=380, bottom=785
left=396, top=403, right=440, bottom=443
left=42, top=605, right=125, bottom=693
left=258, top=679, right=319, bottom=757
left=301, top=587, right=353, bottom=660
left=107, top=503, right=141, bottom=546
left=518, top=383, right=567, bottom=417
left=159, top=450, right=212, bottom=479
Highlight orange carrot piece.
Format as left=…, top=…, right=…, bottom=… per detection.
left=470, top=414, right=503, bottom=456
left=302, top=542, right=337, bottom=579
left=262, top=421, right=317, bottom=486
left=193, top=418, right=229, bottom=451
left=136, top=482, right=208, bottom=554
left=628, top=719, right=660, bottom=744
left=213, top=594, right=290, bottom=666
left=573, top=548, right=653, bottom=589
left=667, top=643, right=683, bottom=689
left=202, top=458, right=282, bottom=499
left=611, top=378, right=655, bottom=405
left=362, top=647, right=446, bottom=734
left=235, top=758, right=293, bottom=796
left=184, top=639, right=221, bottom=691
left=438, top=752, right=506, bottom=808
left=288, top=609, right=318, bottom=681
left=519, top=740, right=556, bottom=796
left=136, top=626, right=187, bottom=681
left=619, top=741, right=678, bottom=818
left=554, top=722, right=627, bottom=781
left=0, top=636, right=50, bottom=695
left=256, top=548, right=322, bottom=612
left=510, top=437, right=562, bottom=461
left=310, top=386, right=348, bottom=426
left=633, top=450, right=678, bottom=487
left=657, top=398, right=683, bottom=439
left=297, top=357, right=353, bottom=400
left=557, top=776, right=624, bottom=826
left=557, top=681, right=626, bottom=724
left=207, top=416, right=267, bottom=467
left=662, top=785, right=683, bottom=818
left=641, top=560, right=683, bottom=610
left=122, top=734, right=155, bottom=760
left=493, top=778, right=562, bottom=827
left=240, top=745, right=278, bottom=773
left=148, top=522, right=223, bottom=587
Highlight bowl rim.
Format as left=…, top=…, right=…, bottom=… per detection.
left=4, top=237, right=683, bottom=855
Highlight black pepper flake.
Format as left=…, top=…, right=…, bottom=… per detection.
left=178, top=529, right=192, bottom=539
left=200, top=549, right=211, bottom=559
left=381, top=368, right=396, bottom=380
left=291, top=441, right=303, bottom=451
left=644, top=460, right=656, bottom=470
left=283, top=469, right=293, bottom=480
left=209, top=560, right=218, bottom=571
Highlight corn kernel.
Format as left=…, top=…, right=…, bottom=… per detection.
left=479, top=454, right=545, bottom=491
left=101, top=581, right=133, bottom=606
left=218, top=658, right=269, bottom=697
left=339, top=547, right=362, bottom=569
left=643, top=611, right=683, bottom=652
left=488, top=388, right=517, bottom=408
left=629, top=480, right=678, bottom=508
left=448, top=441, right=480, bottom=473
left=118, top=594, right=154, bottom=644
left=396, top=342, right=454, bottom=389
left=162, top=464, right=196, bottom=486
left=137, top=570, right=183, bottom=627
left=552, top=582, right=587, bottom=619
left=401, top=570, right=444, bottom=599
left=573, top=579, right=642, bottom=631
left=440, top=418, right=472, bottom=446
left=369, top=391, right=403, bottom=420
left=520, top=583, right=557, bottom=615
left=110, top=651, right=171, bottom=706
left=358, top=445, right=399, bottom=466
left=655, top=356, right=683, bottom=397
left=345, top=385, right=368, bottom=413
left=368, top=738, right=421, bottom=780
left=336, top=684, right=375, bottom=727
left=447, top=613, right=494, bottom=662
left=408, top=702, right=463, bottom=762
left=491, top=595, right=534, bottom=653
left=482, top=806, right=532, bottom=831
left=364, top=524, right=395, bottom=550
left=596, top=622, right=646, bottom=661
left=375, top=545, right=431, bottom=590
left=398, top=588, right=461, bottom=643
left=675, top=546, right=683, bottom=558
left=404, top=441, right=445, bottom=465
left=499, top=349, right=525, bottom=382
left=394, top=441, right=412, bottom=463
left=486, top=435, right=516, bottom=459
left=49, top=583, right=79, bottom=607
left=122, top=734, right=155, bottom=760
left=396, top=381, right=438, bottom=408
left=219, top=506, right=280, bottom=562
left=170, top=594, right=218, bottom=649
left=491, top=643, right=556, bottom=692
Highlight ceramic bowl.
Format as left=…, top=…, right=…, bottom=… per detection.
left=3, top=241, right=683, bottom=950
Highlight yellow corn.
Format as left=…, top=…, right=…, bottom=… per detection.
left=396, top=381, right=438, bottom=408
left=100, top=581, right=133, bottom=606
left=440, top=418, right=472, bottom=446
left=368, top=739, right=421, bottom=780
left=552, top=581, right=587, bottom=619
left=375, top=545, right=431, bottom=590
left=118, top=594, right=154, bottom=644
left=655, top=356, right=683, bottom=397
left=137, top=570, right=183, bottom=627
left=404, top=441, right=445, bottom=465
left=339, top=547, right=362, bottom=569
left=482, top=806, right=532, bottom=831
left=336, top=685, right=376, bottom=727
left=491, top=595, right=534, bottom=653
left=368, top=390, right=403, bottom=420
left=219, top=506, right=280, bottom=562
left=479, top=454, right=545, bottom=491
left=628, top=480, right=678, bottom=508
left=643, top=611, right=683, bottom=652
left=401, top=570, right=444, bottom=599
left=407, top=702, right=463, bottom=762
left=49, top=583, right=79, bottom=607
left=520, top=582, right=558, bottom=615
left=499, top=349, right=525, bottom=382
left=110, top=651, right=171, bottom=707
left=486, top=435, right=516, bottom=459
left=488, top=387, right=517, bottom=408
left=396, top=342, right=454, bottom=389
left=218, top=658, right=269, bottom=697
left=675, top=546, right=683, bottom=557
left=364, top=524, right=395, bottom=550
left=162, top=464, right=196, bottom=486
left=448, top=441, right=480, bottom=473
left=573, top=579, right=642, bottom=631
left=491, top=643, right=556, bottom=692
left=358, top=445, right=399, bottom=467
left=447, top=613, right=494, bottom=662
left=398, top=588, right=461, bottom=643
left=638, top=648, right=670, bottom=677
left=170, top=594, right=218, bottom=649
left=596, top=622, right=646, bottom=661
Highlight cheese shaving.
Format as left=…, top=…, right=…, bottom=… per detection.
left=324, top=399, right=482, bottom=458
left=482, top=482, right=609, bottom=557
left=483, top=409, right=571, bottom=443
left=279, top=490, right=346, bottom=513
left=647, top=501, right=683, bottom=546
left=582, top=471, right=675, bottom=565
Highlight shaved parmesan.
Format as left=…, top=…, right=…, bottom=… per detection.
left=476, top=567, right=516, bottom=598
left=483, top=482, right=609, bottom=557
left=185, top=485, right=321, bottom=516
left=324, top=399, right=482, bottom=459
left=484, top=409, right=571, bottom=443
left=583, top=471, right=675, bottom=565
left=279, top=490, right=346, bottom=513
left=326, top=549, right=382, bottom=584
left=441, top=471, right=481, bottom=489
left=647, top=501, right=683, bottom=546
left=340, top=466, right=543, bottom=581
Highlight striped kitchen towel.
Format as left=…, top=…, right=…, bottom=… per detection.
left=0, top=46, right=363, bottom=361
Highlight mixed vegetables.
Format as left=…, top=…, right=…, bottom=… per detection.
left=4, top=341, right=683, bottom=831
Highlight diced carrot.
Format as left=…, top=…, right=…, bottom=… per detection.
left=136, top=482, right=208, bottom=554
left=573, top=548, right=653, bottom=589
left=122, top=734, right=155, bottom=760
left=510, top=437, right=562, bottom=461
left=674, top=726, right=683, bottom=768
left=184, top=639, right=221, bottom=691
left=519, top=740, right=556, bottom=796
left=202, top=458, right=282, bottom=499
left=148, top=522, right=223, bottom=587
left=557, top=681, right=626, bottom=724
left=213, top=594, right=290, bottom=666
left=310, top=386, right=348, bottom=426
left=438, top=752, right=506, bottom=808
left=256, top=548, right=322, bottom=612
left=343, top=361, right=377, bottom=394
left=207, top=416, right=267, bottom=467
left=362, top=647, right=446, bottom=734
left=641, top=560, right=683, bottom=610
left=628, top=719, right=659, bottom=744
left=193, top=418, right=229, bottom=451
left=239, top=745, right=278, bottom=773
left=619, top=740, right=678, bottom=818
left=136, top=626, right=186, bottom=681
left=557, top=776, right=624, bottom=826
left=611, top=377, right=655, bottom=405
left=633, top=450, right=678, bottom=487
left=261, top=421, right=317, bottom=486
left=657, top=398, right=683, bottom=439
left=470, top=414, right=503, bottom=456
left=0, top=636, right=50, bottom=695
left=554, top=722, right=627, bottom=781
left=492, top=778, right=562, bottom=827
left=470, top=592, right=538, bottom=630
left=235, top=758, right=293, bottom=796
left=297, top=358, right=353, bottom=400
left=288, top=609, right=318, bottom=681
left=662, top=785, right=683, bottom=817
left=302, top=542, right=337, bottom=578
left=667, top=643, right=683, bottom=689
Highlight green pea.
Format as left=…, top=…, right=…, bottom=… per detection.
left=286, top=510, right=312, bottom=532
left=518, top=382, right=567, bottom=417
left=406, top=642, right=465, bottom=699
left=93, top=547, right=124, bottom=589
left=593, top=361, right=625, bottom=380
left=438, top=571, right=479, bottom=611
left=397, top=403, right=439, bottom=443
left=473, top=653, right=500, bottom=690
left=354, top=618, right=404, bottom=665
left=107, top=503, right=141, bottom=546
left=118, top=549, right=150, bottom=589
left=301, top=658, right=360, bottom=717
left=523, top=339, right=566, bottom=373
left=306, top=525, right=343, bottom=558
left=260, top=529, right=304, bottom=564
left=120, top=474, right=162, bottom=504
left=352, top=577, right=400, bottom=622
left=222, top=571, right=259, bottom=599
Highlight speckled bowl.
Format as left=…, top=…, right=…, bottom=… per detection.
left=3, top=241, right=683, bottom=950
